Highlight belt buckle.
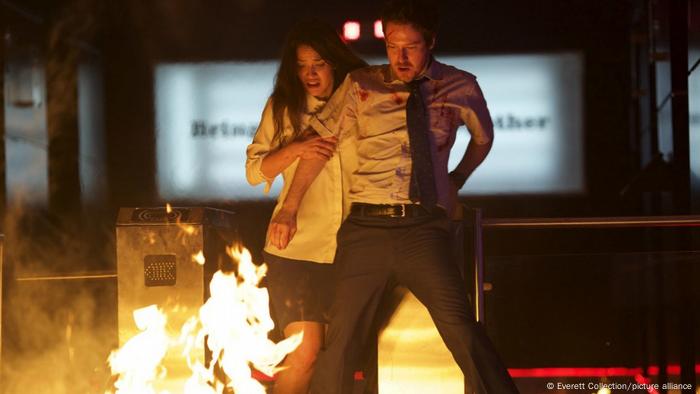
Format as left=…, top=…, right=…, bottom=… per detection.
left=389, top=204, right=407, bottom=218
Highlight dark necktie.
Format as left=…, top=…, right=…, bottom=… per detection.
left=406, top=79, right=437, bottom=208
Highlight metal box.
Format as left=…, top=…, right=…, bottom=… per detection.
left=116, top=207, right=236, bottom=384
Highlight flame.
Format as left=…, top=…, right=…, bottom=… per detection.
left=109, top=244, right=301, bottom=393
left=178, top=224, right=197, bottom=237
left=163, top=204, right=200, bottom=242
left=144, top=230, right=158, bottom=245
left=192, top=250, right=205, bottom=265
left=184, top=245, right=303, bottom=393
left=108, top=305, right=170, bottom=393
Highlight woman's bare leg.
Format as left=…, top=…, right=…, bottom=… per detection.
left=273, top=321, right=325, bottom=394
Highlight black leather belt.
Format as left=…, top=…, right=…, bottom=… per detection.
left=350, top=202, right=436, bottom=218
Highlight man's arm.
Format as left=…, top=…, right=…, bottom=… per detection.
left=260, top=135, right=337, bottom=179
left=449, top=139, right=492, bottom=188
left=267, top=75, right=358, bottom=249
left=447, top=140, right=492, bottom=218
left=267, top=157, right=326, bottom=249
left=449, top=78, right=494, bottom=215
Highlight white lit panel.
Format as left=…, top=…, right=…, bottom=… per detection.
left=155, top=53, right=584, bottom=200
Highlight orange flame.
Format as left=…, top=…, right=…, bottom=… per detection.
left=164, top=204, right=200, bottom=242
left=108, top=244, right=301, bottom=393
left=192, top=250, right=205, bottom=265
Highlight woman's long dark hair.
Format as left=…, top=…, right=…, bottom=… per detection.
left=270, top=19, right=367, bottom=145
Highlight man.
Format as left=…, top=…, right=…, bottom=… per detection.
left=267, top=1, right=519, bottom=392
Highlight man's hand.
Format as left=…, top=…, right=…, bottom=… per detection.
left=267, top=145, right=330, bottom=250
left=267, top=207, right=298, bottom=249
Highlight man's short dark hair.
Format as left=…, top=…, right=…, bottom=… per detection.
left=381, top=0, right=439, bottom=43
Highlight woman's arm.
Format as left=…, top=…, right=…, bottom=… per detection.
left=246, top=99, right=279, bottom=190
left=247, top=99, right=337, bottom=192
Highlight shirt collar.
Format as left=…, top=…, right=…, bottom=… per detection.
left=383, top=56, right=443, bottom=84
left=422, top=57, right=443, bottom=81
left=305, top=94, right=327, bottom=114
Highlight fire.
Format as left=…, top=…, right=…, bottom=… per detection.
left=164, top=203, right=200, bottom=242
left=108, top=305, right=170, bottom=393
left=178, top=224, right=198, bottom=237
left=183, top=245, right=302, bottom=393
left=192, top=250, right=206, bottom=265
left=108, top=244, right=301, bottom=393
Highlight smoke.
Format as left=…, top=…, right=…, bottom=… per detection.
left=1, top=0, right=284, bottom=392
left=2, top=0, right=116, bottom=392
left=2, top=276, right=116, bottom=394
left=1, top=200, right=117, bottom=392
left=2, top=165, right=117, bottom=394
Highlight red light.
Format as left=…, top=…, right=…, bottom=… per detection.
left=343, top=21, right=361, bottom=41
left=374, top=20, right=384, bottom=39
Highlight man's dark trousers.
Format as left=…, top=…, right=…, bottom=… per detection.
left=310, top=210, right=520, bottom=394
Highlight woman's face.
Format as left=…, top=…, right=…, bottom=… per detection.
left=296, top=44, right=334, bottom=99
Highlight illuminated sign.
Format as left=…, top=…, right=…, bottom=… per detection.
left=155, top=53, right=584, bottom=200
left=343, top=21, right=361, bottom=41
left=374, top=20, right=384, bottom=39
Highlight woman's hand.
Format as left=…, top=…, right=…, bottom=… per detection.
left=292, top=135, right=338, bottom=161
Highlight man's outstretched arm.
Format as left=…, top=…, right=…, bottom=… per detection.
left=267, top=75, right=358, bottom=249
left=267, top=157, right=326, bottom=249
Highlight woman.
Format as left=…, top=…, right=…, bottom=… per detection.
left=245, top=20, right=366, bottom=394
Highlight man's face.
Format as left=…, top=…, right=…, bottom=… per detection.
left=384, top=22, right=434, bottom=83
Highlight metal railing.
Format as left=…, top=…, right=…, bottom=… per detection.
left=470, top=212, right=700, bottom=323
left=468, top=211, right=700, bottom=390
left=14, top=272, right=117, bottom=281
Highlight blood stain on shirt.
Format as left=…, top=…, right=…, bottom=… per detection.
left=392, top=93, right=403, bottom=105
left=358, top=89, right=369, bottom=102
left=400, top=142, right=411, bottom=156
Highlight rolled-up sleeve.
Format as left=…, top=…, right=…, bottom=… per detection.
left=246, top=98, right=277, bottom=194
left=460, top=78, right=494, bottom=146
left=309, top=74, right=358, bottom=139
